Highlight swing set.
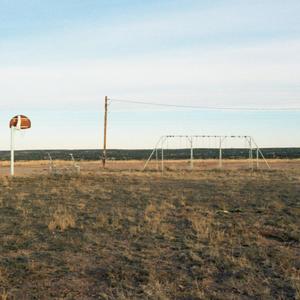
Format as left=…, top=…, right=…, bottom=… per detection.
left=143, top=135, right=270, bottom=172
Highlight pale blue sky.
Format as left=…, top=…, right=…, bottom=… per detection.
left=0, top=0, right=299, bottom=149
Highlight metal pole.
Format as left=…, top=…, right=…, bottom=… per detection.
left=161, top=138, right=164, bottom=173
left=143, top=136, right=162, bottom=171
left=102, top=96, right=108, bottom=168
left=249, top=137, right=253, bottom=170
left=256, top=147, right=259, bottom=169
left=10, top=127, right=15, bottom=176
left=156, top=148, right=159, bottom=170
left=48, top=152, right=53, bottom=174
left=190, top=137, right=194, bottom=170
left=219, top=136, right=222, bottom=168
left=251, top=138, right=271, bottom=169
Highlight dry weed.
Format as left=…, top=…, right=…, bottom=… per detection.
left=291, top=270, right=300, bottom=300
left=0, top=177, right=11, bottom=188
left=142, top=268, right=170, bottom=300
left=144, top=202, right=175, bottom=237
left=96, top=213, right=108, bottom=228
left=189, top=214, right=212, bottom=240
left=0, top=290, right=9, bottom=300
left=48, top=206, right=76, bottom=231
left=188, top=212, right=223, bottom=242
left=0, top=268, right=7, bottom=285
left=95, top=209, right=125, bottom=231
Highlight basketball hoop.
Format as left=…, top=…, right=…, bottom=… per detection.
left=9, top=115, right=31, bottom=130
left=9, top=115, right=32, bottom=176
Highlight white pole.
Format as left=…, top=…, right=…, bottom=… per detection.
left=190, top=137, right=194, bottom=170
left=161, top=137, right=165, bottom=173
left=219, top=136, right=222, bottom=168
left=48, top=152, right=53, bottom=174
left=249, top=137, right=253, bottom=171
left=143, top=136, right=162, bottom=171
left=10, top=127, right=15, bottom=176
left=251, top=138, right=271, bottom=169
left=256, top=147, right=259, bottom=169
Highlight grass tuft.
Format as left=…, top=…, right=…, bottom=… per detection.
left=48, top=206, right=76, bottom=231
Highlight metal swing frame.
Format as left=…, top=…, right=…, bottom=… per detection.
left=143, top=135, right=270, bottom=172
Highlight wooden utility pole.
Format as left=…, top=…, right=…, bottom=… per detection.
left=102, top=96, right=108, bottom=168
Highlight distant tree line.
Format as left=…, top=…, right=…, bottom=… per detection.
left=0, top=148, right=299, bottom=161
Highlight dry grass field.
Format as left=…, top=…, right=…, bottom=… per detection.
left=0, top=161, right=299, bottom=299
left=0, top=159, right=300, bottom=177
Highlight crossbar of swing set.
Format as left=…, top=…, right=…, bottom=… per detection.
left=143, top=135, right=271, bottom=171
left=163, top=135, right=251, bottom=138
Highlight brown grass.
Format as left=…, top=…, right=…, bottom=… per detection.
left=0, top=166, right=299, bottom=299
left=48, top=206, right=76, bottom=231
left=1, top=158, right=300, bottom=177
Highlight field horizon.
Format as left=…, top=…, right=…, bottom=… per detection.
left=0, top=147, right=299, bottom=162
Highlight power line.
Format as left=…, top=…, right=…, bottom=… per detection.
left=109, top=98, right=300, bottom=111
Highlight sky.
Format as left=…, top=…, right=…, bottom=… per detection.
left=0, top=0, right=299, bottom=150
